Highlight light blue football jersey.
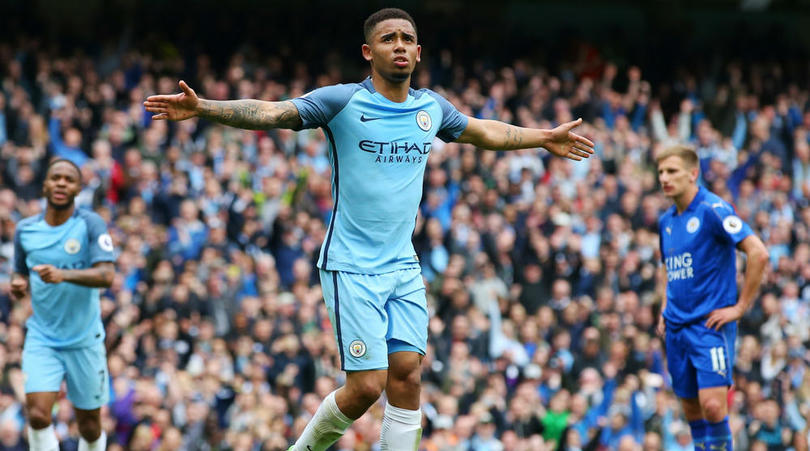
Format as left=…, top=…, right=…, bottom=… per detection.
left=658, top=187, right=753, bottom=325
left=14, top=209, right=115, bottom=348
left=291, top=78, right=468, bottom=274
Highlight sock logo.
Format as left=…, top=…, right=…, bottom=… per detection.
left=709, top=445, right=727, bottom=451
left=349, top=339, right=367, bottom=358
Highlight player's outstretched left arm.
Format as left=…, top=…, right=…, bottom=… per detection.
left=456, top=117, right=595, bottom=160
left=32, top=262, right=115, bottom=288
left=705, top=235, right=769, bottom=331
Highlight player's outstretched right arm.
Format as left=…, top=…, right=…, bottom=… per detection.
left=144, top=81, right=302, bottom=130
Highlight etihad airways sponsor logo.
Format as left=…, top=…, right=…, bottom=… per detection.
left=358, top=140, right=432, bottom=164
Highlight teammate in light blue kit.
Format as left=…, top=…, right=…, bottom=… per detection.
left=144, top=8, right=595, bottom=451
left=656, top=145, right=768, bottom=450
left=11, top=159, right=115, bottom=451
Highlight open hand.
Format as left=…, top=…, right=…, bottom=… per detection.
left=705, top=305, right=743, bottom=331
left=32, top=264, right=65, bottom=284
left=143, top=80, right=200, bottom=121
left=544, top=118, right=595, bottom=161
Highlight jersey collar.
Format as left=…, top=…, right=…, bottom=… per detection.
left=361, top=77, right=416, bottom=104
left=361, top=77, right=375, bottom=93
left=680, top=186, right=705, bottom=215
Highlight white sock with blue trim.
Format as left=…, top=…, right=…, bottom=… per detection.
left=380, top=401, right=422, bottom=451
left=79, top=431, right=106, bottom=451
left=292, top=390, right=353, bottom=451
left=27, top=424, right=59, bottom=451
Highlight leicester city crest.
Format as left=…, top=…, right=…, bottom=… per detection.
left=686, top=217, right=700, bottom=234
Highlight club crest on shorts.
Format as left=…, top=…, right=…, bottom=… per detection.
left=64, top=238, right=81, bottom=254
left=686, top=217, right=700, bottom=233
left=349, top=339, right=367, bottom=358
left=416, top=110, right=432, bottom=131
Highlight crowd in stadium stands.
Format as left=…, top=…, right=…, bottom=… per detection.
left=0, top=38, right=810, bottom=451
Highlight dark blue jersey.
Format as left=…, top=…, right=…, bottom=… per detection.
left=658, top=187, right=753, bottom=325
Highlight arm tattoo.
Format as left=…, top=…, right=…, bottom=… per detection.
left=504, top=125, right=524, bottom=149
left=197, top=99, right=301, bottom=130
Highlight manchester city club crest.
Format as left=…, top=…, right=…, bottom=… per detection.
left=349, top=339, right=367, bottom=358
left=416, top=110, right=432, bottom=131
left=64, top=238, right=81, bottom=254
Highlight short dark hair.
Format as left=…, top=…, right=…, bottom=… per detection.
left=363, top=8, right=417, bottom=43
left=47, top=158, right=83, bottom=183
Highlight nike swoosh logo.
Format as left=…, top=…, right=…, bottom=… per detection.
left=360, top=114, right=381, bottom=122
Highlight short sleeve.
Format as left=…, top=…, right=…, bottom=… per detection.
left=425, top=90, right=469, bottom=142
left=13, top=226, right=28, bottom=276
left=290, top=84, right=360, bottom=130
left=82, top=212, right=116, bottom=264
left=708, top=201, right=753, bottom=245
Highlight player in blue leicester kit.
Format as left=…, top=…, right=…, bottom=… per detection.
left=656, top=145, right=768, bottom=450
left=11, top=159, right=115, bottom=451
left=144, top=8, right=594, bottom=451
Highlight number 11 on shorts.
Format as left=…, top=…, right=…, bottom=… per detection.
left=710, top=346, right=726, bottom=374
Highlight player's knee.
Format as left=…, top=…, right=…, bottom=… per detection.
left=701, top=397, right=727, bottom=422
left=27, top=408, right=52, bottom=429
left=77, top=417, right=102, bottom=441
left=389, top=352, right=422, bottom=383
left=347, top=377, right=386, bottom=407
left=389, top=364, right=421, bottom=392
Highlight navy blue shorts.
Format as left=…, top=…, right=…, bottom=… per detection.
left=665, top=320, right=736, bottom=399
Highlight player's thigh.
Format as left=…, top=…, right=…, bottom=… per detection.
left=62, top=342, right=109, bottom=410
left=665, top=326, right=699, bottom=399
left=320, top=269, right=392, bottom=371
left=688, top=323, right=735, bottom=391
left=22, top=340, right=64, bottom=395
left=385, top=267, right=428, bottom=356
